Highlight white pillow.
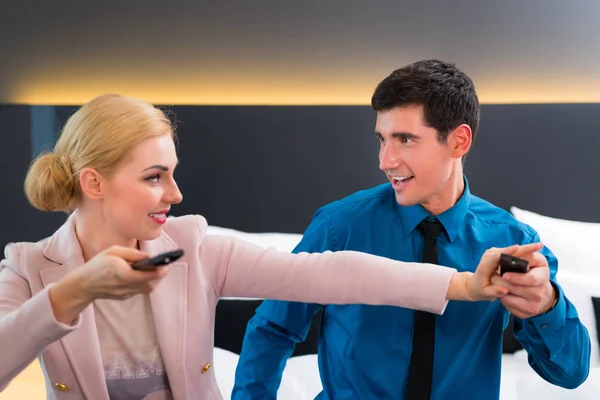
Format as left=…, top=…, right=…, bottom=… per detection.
left=500, top=351, right=538, bottom=400
left=510, top=206, right=600, bottom=274
left=511, top=207, right=600, bottom=367
left=213, top=347, right=241, bottom=398
left=554, top=269, right=600, bottom=366
left=206, top=225, right=303, bottom=253
left=214, top=347, right=321, bottom=400
left=516, top=365, right=600, bottom=399
left=281, top=354, right=323, bottom=400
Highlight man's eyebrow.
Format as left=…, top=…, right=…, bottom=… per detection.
left=391, top=132, right=420, bottom=140
left=374, top=131, right=420, bottom=140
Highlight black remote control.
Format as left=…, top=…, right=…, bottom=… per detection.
left=131, top=249, right=184, bottom=271
left=499, top=253, right=529, bottom=276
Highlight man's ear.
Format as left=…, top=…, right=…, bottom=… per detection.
left=449, top=124, right=473, bottom=159
left=79, top=167, right=105, bottom=200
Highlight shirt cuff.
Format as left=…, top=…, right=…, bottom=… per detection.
left=520, top=282, right=567, bottom=355
left=527, top=282, right=565, bottom=325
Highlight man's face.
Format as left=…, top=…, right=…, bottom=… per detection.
left=376, top=105, right=462, bottom=213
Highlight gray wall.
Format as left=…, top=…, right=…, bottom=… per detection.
left=1, top=0, right=600, bottom=105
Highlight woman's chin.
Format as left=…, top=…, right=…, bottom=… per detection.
left=137, top=227, right=163, bottom=241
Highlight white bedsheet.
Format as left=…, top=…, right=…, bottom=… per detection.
left=214, top=348, right=598, bottom=400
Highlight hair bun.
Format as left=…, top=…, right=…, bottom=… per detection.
left=24, top=152, right=76, bottom=212
left=56, top=153, right=73, bottom=179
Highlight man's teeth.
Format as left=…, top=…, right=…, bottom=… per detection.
left=394, top=176, right=412, bottom=182
left=149, top=213, right=166, bottom=218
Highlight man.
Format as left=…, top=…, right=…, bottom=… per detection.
left=232, top=60, right=590, bottom=399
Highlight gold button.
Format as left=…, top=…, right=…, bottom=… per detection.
left=54, top=383, right=69, bottom=392
left=201, top=362, right=211, bottom=373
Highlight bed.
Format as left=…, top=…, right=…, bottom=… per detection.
left=205, top=213, right=600, bottom=400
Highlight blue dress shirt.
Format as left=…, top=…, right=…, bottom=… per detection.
left=232, top=179, right=590, bottom=399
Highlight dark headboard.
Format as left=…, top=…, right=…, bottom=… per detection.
left=465, top=104, right=600, bottom=223
left=2, top=103, right=600, bottom=356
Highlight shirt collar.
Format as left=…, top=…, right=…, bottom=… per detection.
left=396, top=176, right=471, bottom=243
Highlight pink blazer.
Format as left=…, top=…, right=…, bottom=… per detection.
left=0, top=213, right=455, bottom=399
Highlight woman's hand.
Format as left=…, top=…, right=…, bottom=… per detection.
left=75, top=246, right=169, bottom=301
left=464, top=242, right=544, bottom=302
left=49, top=246, right=169, bottom=324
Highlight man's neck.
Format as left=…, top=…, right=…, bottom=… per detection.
left=420, top=165, right=465, bottom=216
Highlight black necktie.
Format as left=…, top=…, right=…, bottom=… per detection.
left=404, top=219, right=444, bottom=400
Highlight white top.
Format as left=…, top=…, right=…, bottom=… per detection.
left=93, top=294, right=173, bottom=400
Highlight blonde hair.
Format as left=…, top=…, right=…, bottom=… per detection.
left=24, top=94, right=175, bottom=212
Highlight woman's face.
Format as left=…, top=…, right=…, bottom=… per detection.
left=100, top=134, right=183, bottom=241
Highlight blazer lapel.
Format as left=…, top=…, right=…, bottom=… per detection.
left=39, top=212, right=110, bottom=400
left=39, top=259, right=110, bottom=400
left=141, top=233, right=189, bottom=399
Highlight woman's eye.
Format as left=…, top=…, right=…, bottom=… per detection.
left=145, top=174, right=160, bottom=184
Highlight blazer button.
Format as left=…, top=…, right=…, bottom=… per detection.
left=54, top=383, right=69, bottom=392
left=201, top=362, right=211, bottom=374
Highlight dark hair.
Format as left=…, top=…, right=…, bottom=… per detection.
left=371, top=59, right=480, bottom=143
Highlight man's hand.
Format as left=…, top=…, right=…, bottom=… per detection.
left=491, top=250, right=557, bottom=319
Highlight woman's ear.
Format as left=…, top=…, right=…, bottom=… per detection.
left=79, top=168, right=104, bottom=200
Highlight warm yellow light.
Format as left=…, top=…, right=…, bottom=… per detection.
left=5, top=68, right=600, bottom=105
left=10, top=85, right=371, bottom=106
left=11, top=85, right=600, bottom=105
left=12, top=88, right=600, bottom=105
left=6, top=67, right=376, bottom=105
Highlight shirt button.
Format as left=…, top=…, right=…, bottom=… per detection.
left=541, top=323, right=548, bottom=328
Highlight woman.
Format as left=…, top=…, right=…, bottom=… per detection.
left=0, top=94, right=543, bottom=399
